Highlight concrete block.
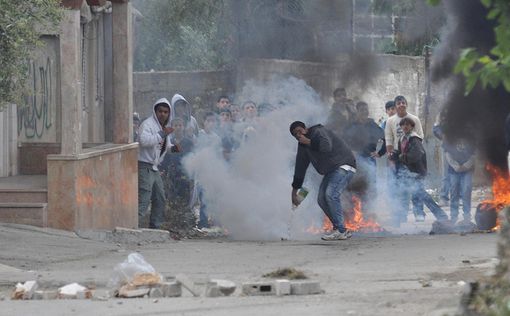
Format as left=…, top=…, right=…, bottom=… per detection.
left=118, top=286, right=150, bottom=298
left=290, top=281, right=321, bottom=295
left=210, top=279, right=236, bottom=296
left=275, top=279, right=291, bottom=296
left=159, top=281, right=181, bottom=297
left=176, top=274, right=200, bottom=297
left=33, top=290, right=58, bottom=300
left=204, top=282, right=220, bottom=297
left=242, top=282, right=275, bottom=296
left=149, top=287, right=163, bottom=298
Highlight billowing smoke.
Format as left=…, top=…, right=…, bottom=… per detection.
left=183, top=76, right=329, bottom=240
left=432, top=0, right=510, bottom=170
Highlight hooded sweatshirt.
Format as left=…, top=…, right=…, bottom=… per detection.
left=138, top=97, right=174, bottom=171
left=171, top=94, right=199, bottom=138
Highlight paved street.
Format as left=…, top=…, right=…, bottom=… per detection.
left=0, top=223, right=498, bottom=316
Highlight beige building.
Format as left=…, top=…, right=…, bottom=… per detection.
left=0, top=0, right=137, bottom=231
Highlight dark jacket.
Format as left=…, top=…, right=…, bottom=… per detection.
left=344, top=119, right=386, bottom=158
left=292, top=124, right=356, bottom=189
left=397, top=133, right=427, bottom=177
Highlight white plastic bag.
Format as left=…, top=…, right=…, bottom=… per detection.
left=108, top=253, right=157, bottom=289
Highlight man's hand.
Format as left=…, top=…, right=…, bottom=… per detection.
left=296, top=134, right=311, bottom=145
left=291, top=188, right=300, bottom=206
left=370, top=151, right=380, bottom=158
left=163, top=127, right=174, bottom=135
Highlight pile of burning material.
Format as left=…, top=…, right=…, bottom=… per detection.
left=474, top=165, right=510, bottom=231
left=307, top=195, right=387, bottom=236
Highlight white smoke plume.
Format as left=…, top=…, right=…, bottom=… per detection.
left=183, top=76, right=329, bottom=240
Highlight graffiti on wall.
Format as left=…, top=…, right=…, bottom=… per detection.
left=17, top=36, right=58, bottom=142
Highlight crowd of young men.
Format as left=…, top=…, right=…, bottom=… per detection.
left=136, top=89, right=475, bottom=239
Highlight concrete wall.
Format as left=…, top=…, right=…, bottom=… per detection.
left=133, top=70, right=234, bottom=120
left=47, top=143, right=138, bottom=230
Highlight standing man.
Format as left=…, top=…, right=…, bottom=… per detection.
left=384, top=95, right=425, bottom=224
left=290, top=121, right=357, bottom=241
left=138, top=98, right=177, bottom=229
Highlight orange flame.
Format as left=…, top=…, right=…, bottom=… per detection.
left=306, top=195, right=383, bottom=234
left=482, top=164, right=510, bottom=230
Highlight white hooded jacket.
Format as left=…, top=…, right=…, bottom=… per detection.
left=138, top=98, right=173, bottom=170
left=171, top=93, right=199, bottom=138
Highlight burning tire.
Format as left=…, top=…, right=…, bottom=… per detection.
left=475, top=202, right=502, bottom=231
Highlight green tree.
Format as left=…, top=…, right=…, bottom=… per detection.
left=453, top=0, right=510, bottom=94
left=132, top=0, right=234, bottom=71
left=0, top=0, right=62, bottom=109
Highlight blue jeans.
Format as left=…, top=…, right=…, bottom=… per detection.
left=449, top=169, right=473, bottom=221
left=395, top=164, right=425, bottom=223
left=409, top=177, right=448, bottom=220
left=317, top=168, right=354, bottom=233
left=138, top=163, right=166, bottom=229
left=440, top=148, right=450, bottom=201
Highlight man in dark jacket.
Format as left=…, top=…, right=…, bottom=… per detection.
left=393, top=118, right=448, bottom=222
left=290, top=121, right=357, bottom=241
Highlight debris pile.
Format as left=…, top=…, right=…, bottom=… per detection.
left=8, top=256, right=323, bottom=301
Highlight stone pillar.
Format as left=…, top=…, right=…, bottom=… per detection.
left=60, top=9, right=82, bottom=155
left=112, top=0, right=133, bottom=143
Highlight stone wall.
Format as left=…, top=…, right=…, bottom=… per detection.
left=133, top=70, right=234, bottom=121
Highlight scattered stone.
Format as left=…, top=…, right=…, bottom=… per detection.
left=58, top=283, right=90, bottom=299
left=11, top=280, right=38, bottom=300
left=210, top=279, right=236, bottom=296
left=275, top=279, right=291, bottom=296
left=204, top=281, right=221, bottom=297
left=149, top=287, right=163, bottom=298
left=290, top=281, right=321, bottom=295
left=176, top=274, right=200, bottom=297
left=118, top=285, right=150, bottom=298
left=242, top=282, right=276, bottom=296
left=159, top=281, right=182, bottom=297
left=462, top=260, right=471, bottom=264
left=92, top=289, right=110, bottom=301
left=419, top=279, right=432, bottom=287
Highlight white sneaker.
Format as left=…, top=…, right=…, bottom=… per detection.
left=321, top=229, right=352, bottom=241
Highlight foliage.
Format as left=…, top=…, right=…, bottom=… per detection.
left=0, top=0, right=62, bottom=108
left=454, top=0, right=510, bottom=95
left=132, top=0, right=234, bottom=71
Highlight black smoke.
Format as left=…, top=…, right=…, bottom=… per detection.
left=432, top=0, right=510, bottom=170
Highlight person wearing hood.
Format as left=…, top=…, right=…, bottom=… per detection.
left=392, top=118, right=448, bottom=224
left=290, top=121, right=357, bottom=241
left=138, top=98, right=178, bottom=229
left=171, top=94, right=199, bottom=139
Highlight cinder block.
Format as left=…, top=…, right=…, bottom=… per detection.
left=176, top=274, right=200, bottom=297
left=160, top=281, right=182, bottom=297
left=290, top=281, right=321, bottom=295
left=204, top=282, right=220, bottom=297
left=275, top=279, right=291, bottom=296
left=210, top=279, right=236, bottom=296
left=149, top=287, right=163, bottom=298
left=242, top=282, right=276, bottom=296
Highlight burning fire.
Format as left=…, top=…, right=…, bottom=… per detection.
left=481, top=164, right=510, bottom=230
left=306, top=195, right=383, bottom=234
